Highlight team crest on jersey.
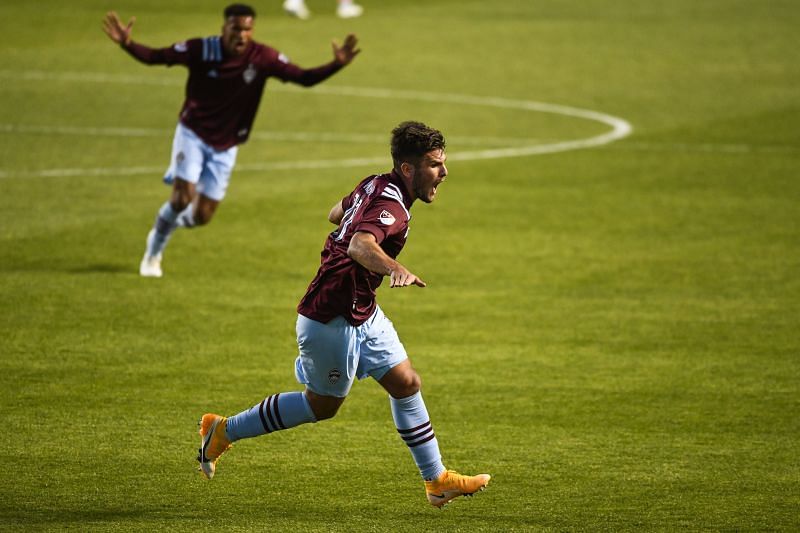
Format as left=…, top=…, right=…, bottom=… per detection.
left=379, top=210, right=396, bottom=226
left=243, top=64, right=257, bottom=84
left=328, top=369, right=341, bottom=384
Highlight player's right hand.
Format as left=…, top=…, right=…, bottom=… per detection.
left=389, top=269, right=426, bottom=288
left=102, top=11, right=135, bottom=46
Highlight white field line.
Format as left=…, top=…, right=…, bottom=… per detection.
left=0, top=123, right=539, bottom=147
left=0, top=69, right=633, bottom=178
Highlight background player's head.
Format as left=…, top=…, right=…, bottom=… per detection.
left=222, top=4, right=256, bottom=56
left=391, top=121, right=448, bottom=204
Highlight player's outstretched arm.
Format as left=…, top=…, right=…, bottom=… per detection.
left=332, top=34, right=361, bottom=66
left=102, top=11, right=136, bottom=47
left=348, top=232, right=426, bottom=288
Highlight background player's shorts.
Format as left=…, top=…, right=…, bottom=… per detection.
left=294, top=307, right=408, bottom=398
left=162, top=122, right=238, bottom=201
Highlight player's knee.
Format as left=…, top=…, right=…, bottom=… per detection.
left=305, top=392, right=344, bottom=421
left=395, top=370, right=421, bottom=398
left=193, top=209, right=213, bottom=226
left=310, top=402, right=341, bottom=421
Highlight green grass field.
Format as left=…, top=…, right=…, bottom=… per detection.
left=1, top=0, right=799, bottom=530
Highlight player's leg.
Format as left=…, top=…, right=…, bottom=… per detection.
left=336, top=0, right=363, bottom=18
left=365, top=307, right=490, bottom=507
left=140, top=123, right=203, bottom=277
left=283, top=0, right=311, bottom=19
left=198, top=315, right=357, bottom=479
left=378, top=361, right=447, bottom=482
left=176, top=143, right=235, bottom=228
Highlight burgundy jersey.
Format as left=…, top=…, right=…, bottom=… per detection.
left=124, top=38, right=342, bottom=150
left=298, top=170, right=414, bottom=326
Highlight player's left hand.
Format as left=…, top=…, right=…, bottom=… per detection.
left=332, top=34, right=361, bottom=66
left=102, top=11, right=136, bottom=47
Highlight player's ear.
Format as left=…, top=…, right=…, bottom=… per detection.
left=400, top=161, right=415, bottom=179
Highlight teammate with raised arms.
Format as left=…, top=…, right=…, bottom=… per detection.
left=102, top=4, right=360, bottom=277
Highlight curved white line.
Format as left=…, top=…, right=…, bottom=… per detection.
left=0, top=69, right=633, bottom=178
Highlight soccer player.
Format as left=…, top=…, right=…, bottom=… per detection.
left=102, top=4, right=360, bottom=277
left=198, top=121, right=491, bottom=508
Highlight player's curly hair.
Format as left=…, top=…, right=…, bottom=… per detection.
left=390, top=121, right=446, bottom=168
left=224, top=3, right=256, bottom=18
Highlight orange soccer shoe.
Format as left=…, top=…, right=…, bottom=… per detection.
left=424, top=470, right=491, bottom=508
left=197, top=414, right=232, bottom=479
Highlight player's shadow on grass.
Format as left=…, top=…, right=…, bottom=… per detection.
left=68, top=263, right=132, bottom=274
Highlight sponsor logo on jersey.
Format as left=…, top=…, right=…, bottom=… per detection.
left=174, top=41, right=188, bottom=53
left=328, top=369, right=341, bottom=384
left=379, top=210, right=396, bottom=226
left=243, top=64, right=256, bottom=84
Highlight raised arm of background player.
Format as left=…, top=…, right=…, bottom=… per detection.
left=101, top=11, right=360, bottom=83
left=328, top=202, right=426, bottom=289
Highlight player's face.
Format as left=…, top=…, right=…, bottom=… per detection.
left=411, top=149, right=448, bottom=203
left=222, top=16, right=254, bottom=56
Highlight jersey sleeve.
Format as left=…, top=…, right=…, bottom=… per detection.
left=264, top=48, right=342, bottom=87
left=354, top=198, right=408, bottom=245
left=122, top=38, right=198, bottom=66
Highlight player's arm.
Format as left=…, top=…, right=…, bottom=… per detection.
left=328, top=201, right=344, bottom=225
left=348, top=232, right=426, bottom=288
left=273, top=34, right=360, bottom=87
left=102, top=11, right=188, bottom=65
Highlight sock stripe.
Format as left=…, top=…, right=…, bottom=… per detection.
left=406, top=432, right=436, bottom=448
left=257, top=398, right=272, bottom=433
left=397, top=420, right=431, bottom=435
left=265, top=395, right=281, bottom=432
left=272, top=393, right=286, bottom=430
left=155, top=216, right=175, bottom=234
left=397, top=420, right=436, bottom=448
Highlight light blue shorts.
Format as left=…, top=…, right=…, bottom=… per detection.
left=294, top=307, right=408, bottom=398
left=163, top=122, right=238, bottom=201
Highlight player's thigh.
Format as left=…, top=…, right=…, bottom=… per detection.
left=197, top=145, right=238, bottom=202
left=360, top=306, right=409, bottom=383
left=294, top=314, right=359, bottom=398
left=165, top=123, right=204, bottom=185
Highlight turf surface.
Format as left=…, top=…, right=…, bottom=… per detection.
left=1, top=0, right=798, bottom=530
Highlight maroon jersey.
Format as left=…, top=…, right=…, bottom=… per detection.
left=298, top=170, right=414, bottom=326
left=123, top=38, right=342, bottom=150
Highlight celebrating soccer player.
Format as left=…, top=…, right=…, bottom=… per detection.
left=102, top=4, right=360, bottom=277
left=198, top=121, right=491, bottom=508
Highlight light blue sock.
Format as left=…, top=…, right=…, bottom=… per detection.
left=147, top=201, right=179, bottom=257
left=390, top=391, right=446, bottom=480
left=226, top=392, right=317, bottom=442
